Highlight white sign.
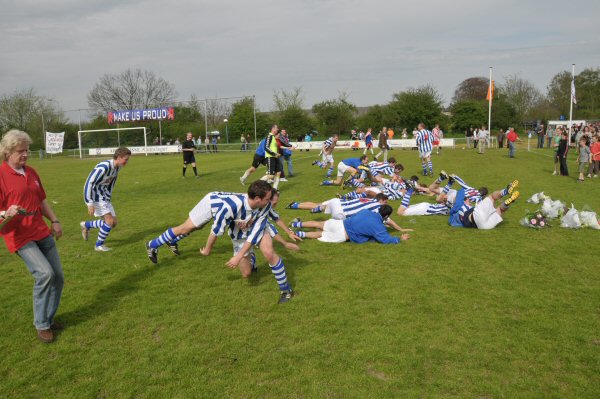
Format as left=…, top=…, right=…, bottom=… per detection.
left=87, top=145, right=180, bottom=156
left=45, top=132, right=65, bottom=154
left=291, top=139, right=455, bottom=150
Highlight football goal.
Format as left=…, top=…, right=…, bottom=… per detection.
left=77, top=127, right=148, bottom=158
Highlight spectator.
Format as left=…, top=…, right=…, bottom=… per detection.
left=0, top=130, right=64, bottom=343
left=591, top=134, right=600, bottom=178
left=240, top=134, right=246, bottom=152
left=211, top=135, right=218, bottom=153
left=576, top=136, right=592, bottom=182
left=497, top=129, right=505, bottom=148
left=552, top=127, right=564, bottom=175
left=546, top=126, right=555, bottom=148
left=279, top=129, right=294, bottom=178
left=557, top=129, right=570, bottom=176
left=465, top=127, right=474, bottom=148
left=536, top=123, right=545, bottom=148
left=506, top=127, right=522, bottom=158
left=401, top=128, right=408, bottom=139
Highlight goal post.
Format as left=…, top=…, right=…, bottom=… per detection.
left=77, top=127, right=147, bottom=159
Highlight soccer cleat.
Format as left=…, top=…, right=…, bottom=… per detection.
left=448, top=174, right=456, bottom=184
left=311, top=160, right=319, bottom=166
left=439, top=170, right=449, bottom=181
left=239, top=177, right=245, bottom=185
left=506, top=180, right=519, bottom=195
left=146, top=241, right=158, bottom=264
left=278, top=290, right=294, bottom=304
left=167, top=243, right=180, bottom=256
left=94, top=245, right=112, bottom=252
left=503, top=191, right=520, bottom=207
left=286, top=201, right=296, bottom=209
left=80, top=221, right=89, bottom=241
left=289, top=217, right=301, bottom=227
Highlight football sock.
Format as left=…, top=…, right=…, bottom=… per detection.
left=428, top=161, right=433, bottom=174
left=321, top=180, right=332, bottom=186
left=95, top=221, right=112, bottom=247
left=326, top=167, right=333, bottom=177
left=442, top=183, right=452, bottom=194
left=295, top=231, right=306, bottom=238
left=183, top=167, right=186, bottom=177
left=291, top=221, right=303, bottom=228
left=311, top=206, right=322, bottom=213
left=85, top=220, right=103, bottom=229
left=421, top=162, right=427, bottom=174
left=170, top=234, right=188, bottom=244
left=250, top=253, right=257, bottom=272
left=193, top=167, right=198, bottom=176
left=401, top=188, right=414, bottom=208
left=149, top=228, right=176, bottom=249
left=270, top=258, right=291, bottom=291
left=289, top=202, right=299, bottom=209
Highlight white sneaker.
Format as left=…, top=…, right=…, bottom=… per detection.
left=279, top=178, right=288, bottom=182
left=95, top=245, right=112, bottom=252
left=552, top=171, right=557, bottom=176
left=80, top=221, right=89, bottom=241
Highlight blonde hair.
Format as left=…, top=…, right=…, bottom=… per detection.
left=0, top=130, right=32, bottom=161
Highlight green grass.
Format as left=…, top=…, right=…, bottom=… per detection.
left=1, top=144, right=599, bottom=398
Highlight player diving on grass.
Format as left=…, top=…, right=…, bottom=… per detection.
left=144, top=180, right=295, bottom=303
left=396, top=171, right=458, bottom=216
left=447, top=174, right=520, bottom=230
left=80, top=147, right=131, bottom=252
left=321, top=155, right=370, bottom=186
left=291, top=206, right=410, bottom=244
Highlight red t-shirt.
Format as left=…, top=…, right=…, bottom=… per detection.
left=506, top=131, right=518, bottom=142
left=591, top=142, right=600, bottom=161
left=0, top=162, right=51, bottom=253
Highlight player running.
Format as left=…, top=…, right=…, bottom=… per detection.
left=414, top=122, right=434, bottom=176
left=80, top=147, right=131, bottom=252
left=311, top=134, right=338, bottom=178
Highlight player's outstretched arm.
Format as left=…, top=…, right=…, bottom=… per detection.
left=385, top=218, right=413, bottom=232
left=226, top=241, right=253, bottom=268
left=275, top=219, right=302, bottom=241
left=200, top=233, right=218, bottom=256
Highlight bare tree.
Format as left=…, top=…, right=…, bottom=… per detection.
left=0, top=88, right=63, bottom=132
left=501, top=74, right=544, bottom=121
left=452, top=77, right=489, bottom=104
left=273, top=87, right=305, bottom=113
left=204, top=97, right=231, bottom=129
left=87, top=69, right=177, bottom=112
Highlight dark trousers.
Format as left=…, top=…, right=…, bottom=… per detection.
left=559, top=157, right=569, bottom=176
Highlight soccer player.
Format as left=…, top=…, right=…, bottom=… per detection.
left=396, top=179, right=454, bottom=217
left=448, top=178, right=519, bottom=230
left=287, top=193, right=390, bottom=220
left=144, top=180, right=295, bottom=303
left=264, top=125, right=282, bottom=188
left=367, top=158, right=402, bottom=185
left=240, top=136, right=267, bottom=185
left=432, top=124, right=443, bottom=155
left=415, top=122, right=434, bottom=176
left=363, top=128, right=374, bottom=155
left=293, top=206, right=410, bottom=244
left=80, top=147, right=131, bottom=252
left=321, top=155, right=369, bottom=186
left=312, top=134, right=338, bottom=178
left=182, top=132, right=198, bottom=178
left=374, top=127, right=389, bottom=161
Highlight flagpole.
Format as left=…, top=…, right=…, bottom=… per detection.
left=487, top=67, right=493, bottom=149
left=569, top=63, right=575, bottom=140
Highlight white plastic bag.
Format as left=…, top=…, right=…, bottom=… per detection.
left=579, top=211, right=600, bottom=230
left=526, top=192, right=547, bottom=204
left=561, top=206, right=581, bottom=228
left=541, top=199, right=566, bottom=219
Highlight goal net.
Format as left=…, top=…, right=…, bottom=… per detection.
left=77, top=127, right=147, bottom=158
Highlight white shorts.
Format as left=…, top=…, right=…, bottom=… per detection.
left=337, top=162, right=354, bottom=178
left=473, top=197, right=503, bottom=230
left=189, top=194, right=214, bottom=228
left=447, top=189, right=457, bottom=205
left=365, top=187, right=382, bottom=195
left=402, top=202, right=431, bottom=216
left=232, top=238, right=254, bottom=257
left=322, top=198, right=345, bottom=220
left=419, top=150, right=432, bottom=159
left=317, top=219, right=348, bottom=243
left=91, top=201, right=116, bottom=217
left=322, top=153, right=334, bottom=165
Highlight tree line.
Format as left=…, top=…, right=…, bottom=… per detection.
left=1, top=67, right=599, bottom=149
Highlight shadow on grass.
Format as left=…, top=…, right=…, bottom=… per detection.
left=58, top=266, right=157, bottom=328
left=243, top=252, right=310, bottom=288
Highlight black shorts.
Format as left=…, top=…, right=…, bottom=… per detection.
left=266, top=157, right=279, bottom=175
left=252, top=154, right=266, bottom=168
left=460, top=208, right=477, bottom=228
left=183, top=152, right=195, bottom=164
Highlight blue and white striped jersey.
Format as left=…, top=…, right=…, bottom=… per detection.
left=381, top=181, right=405, bottom=200
left=368, top=161, right=395, bottom=177
left=207, top=192, right=271, bottom=245
left=323, top=137, right=336, bottom=152
left=415, top=129, right=434, bottom=153
left=341, top=198, right=382, bottom=217
left=83, top=159, right=121, bottom=204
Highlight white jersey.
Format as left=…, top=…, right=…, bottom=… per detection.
left=83, top=159, right=121, bottom=204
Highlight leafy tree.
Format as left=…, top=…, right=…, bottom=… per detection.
left=355, top=104, right=389, bottom=133
left=387, top=85, right=444, bottom=130
left=547, top=70, right=571, bottom=117
left=490, top=94, right=518, bottom=129
left=452, top=77, right=489, bottom=103
left=272, top=87, right=313, bottom=137
left=228, top=97, right=272, bottom=142
left=87, top=68, right=177, bottom=112
left=450, top=100, right=487, bottom=132
left=311, top=94, right=357, bottom=136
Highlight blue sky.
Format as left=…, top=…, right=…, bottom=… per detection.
left=1, top=0, right=599, bottom=118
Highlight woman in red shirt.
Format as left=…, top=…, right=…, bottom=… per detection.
left=0, top=130, right=64, bottom=343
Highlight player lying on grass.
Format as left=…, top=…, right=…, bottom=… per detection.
left=145, top=180, right=295, bottom=303
left=291, top=206, right=410, bottom=244
left=80, top=147, right=131, bottom=252
left=366, top=158, right=403, bottom=185
left=396, top=171, right=457, bottom=216
left=320, top=155, right=369, bottom=186
left=448, top=176, right=520, bottom=230
left=286, top=192, right=390, bottom=220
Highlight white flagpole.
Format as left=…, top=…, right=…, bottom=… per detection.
left=568, top=63, right=575, bottom=140
left=487, top=67, right=493, bottom=134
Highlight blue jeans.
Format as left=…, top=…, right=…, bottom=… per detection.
left=508, top=141, right=516, bottom=158
left=17, top=235, right=64, bottom=330
left=284, top=155, right=293, bottom=176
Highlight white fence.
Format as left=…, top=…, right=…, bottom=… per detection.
left=291, top=138, right=455, bottom=150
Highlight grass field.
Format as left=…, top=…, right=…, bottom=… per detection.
left=1, top=143, right=599, bottom=398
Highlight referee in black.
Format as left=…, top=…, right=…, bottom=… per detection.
left=182, top=132, right=199, bottom=178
